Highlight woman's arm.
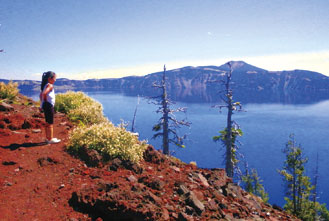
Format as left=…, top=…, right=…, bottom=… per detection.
left=41, top=84, right=54, bottom=102
left=39, top=91, right=43, bottom=110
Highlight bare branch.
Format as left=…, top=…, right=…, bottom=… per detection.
left=150, top=64, right=191, bottom=155
left=152, top=132, right=163, bottom=139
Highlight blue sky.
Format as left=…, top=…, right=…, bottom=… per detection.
left=0, top=0, right=328, bottom=80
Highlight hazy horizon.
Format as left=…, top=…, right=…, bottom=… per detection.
left=0, top=60, right=327, bottom=81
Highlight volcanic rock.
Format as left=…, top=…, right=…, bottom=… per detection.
left=0, top=93, right=301, bottom=221
left=0, top=102, right=14, bottom=112
left=185, top=191, right=205, bottom=215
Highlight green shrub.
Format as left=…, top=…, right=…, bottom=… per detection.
left=0, top=81, right=19, bottom=101
left=55, top=91, right=106, bottom=125
left=68, top=122, right=148, bottom=163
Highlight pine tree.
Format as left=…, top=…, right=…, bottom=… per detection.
left=278, top=134, right=313, bottom=217
left=242, top=165, right=269, bottom=203
left=277, top=134, right=329, bottom=220
left=151, top=65, right=190, bottom=155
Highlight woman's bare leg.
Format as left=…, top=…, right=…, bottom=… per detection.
left=49, top=124, right=53, bottom=140
left=45, top=124, right=53, bottom=141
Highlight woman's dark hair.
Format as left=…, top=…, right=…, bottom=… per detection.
left=41, top=71, right=56, bottom=91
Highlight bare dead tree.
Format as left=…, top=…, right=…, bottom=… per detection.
left=212, top=61, right=243, bottom=178
left=131, top=95, right=140, bottom=133
left=150, top=65, right=191, bottom=155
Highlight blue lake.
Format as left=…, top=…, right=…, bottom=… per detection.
left=30, top=90, right=329, bottom=207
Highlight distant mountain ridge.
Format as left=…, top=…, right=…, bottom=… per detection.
left=2, top=61, right=329, bottom=104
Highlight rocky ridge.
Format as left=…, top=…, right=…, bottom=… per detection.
left=0, top=95, right=299, bottom=220
left=2, top=61, right=329, bottom=104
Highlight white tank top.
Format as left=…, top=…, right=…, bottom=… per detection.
left=42, top=83, right=56, bottom=106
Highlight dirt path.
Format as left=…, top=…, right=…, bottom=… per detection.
left=0, top=102, right=92, bottom=220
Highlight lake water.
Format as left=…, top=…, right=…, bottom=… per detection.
left=29, top=90, right=329, bottom=207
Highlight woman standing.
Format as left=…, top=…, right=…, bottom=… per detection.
left=40, top=71, right=61, bottom=144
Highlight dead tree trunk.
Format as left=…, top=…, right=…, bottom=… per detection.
left=151, top=65, right=190, bottom=155
left=162, top=66, right=169, bottom=155
left=225, top=62, right=234, bottom=178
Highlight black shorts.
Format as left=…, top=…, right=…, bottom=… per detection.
left=42, top=102, right=54, bottom=124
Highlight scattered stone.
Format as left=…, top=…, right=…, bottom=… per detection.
left=21, top=120, right=32, bottom=129
left=166, top=205, right=175, bottom=212
left=138, top=176, right=165, bottom=191
left=97, top=180, right=119, bottom=192
left=148, top=179, right=165, bottom=190
left=32, top=129, right=42, bottom=133
left=59, top=184, right=65, bottom=189
left=4, top=181, right=13, bottom=186
left=198, top=173, right=209, bottom=188
left=218, top=203, right=228, bottom=210
left=272, top=204, right=283, bottom=211
left=127, top=175, right=138, bottom=183
left=78, top=147, right=102, bottom=167
left=0, top=102, right=14, bottom=112
left=212, top=179, right=227, bottom=189
left=162, top=208, right=170, bottom=220
left=178, top=212, right=193, bottom=221
left=171, top=166, right=180, bottom=172
left=222, top=183, right=242, bottom=199
left=0, top=122, right=5, bottom=128
left=224, top=213, right=234, bottom=220
left=146, top=166, right=153, bottom=171
left=185, top=191, right=205, bottom=215
left=233, top=212, right=241, bottom=219
left=37, top=157, right=58, bottom=166
left=193, top=190, right=205, bottom=201
left=171, top=213, right=178, bottom=219
left=207, top=199, right=218, bottom=211
left=245, top=195, right=262, bottom=211
left=146, top=191, right=162, bottom=205
left=108, top=158, right=122, bottom=171
left=177, top=184, right=189, bottom=195
left=122, top=160, right=144, bottom=174
left=12, top=131, right=23, bottom=134
left=185, top=205, right=194, bottom=215
left=90, top=174, right=101, bottom=179
left=143, top=145, right=165, bottom=164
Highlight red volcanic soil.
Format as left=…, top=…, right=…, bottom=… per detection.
left=0, top=95, right=299, bottom=221
left=0, top=95, right=89, bottom=220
